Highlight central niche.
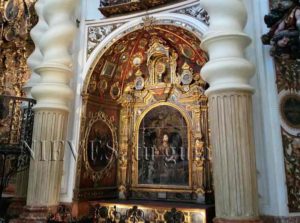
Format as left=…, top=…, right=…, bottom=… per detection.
left=138, top=105, right=189, bottom=186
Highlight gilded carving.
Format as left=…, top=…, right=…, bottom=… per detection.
left=79, top=25, right=212, bottom=202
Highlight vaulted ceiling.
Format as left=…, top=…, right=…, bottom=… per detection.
left=88, top=25, right=207, bottom=100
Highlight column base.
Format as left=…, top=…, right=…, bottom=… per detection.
left=214, top=218, right=263, bottom=223
left=10, top=206, right=53, bottom=223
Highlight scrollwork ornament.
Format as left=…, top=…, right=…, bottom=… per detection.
left=176, top=4, right=209, bottom=25
left=87, top=24, right=123, bottom=58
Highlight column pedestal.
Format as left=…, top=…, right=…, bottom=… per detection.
left=11, top=206, right=51, bottom=223
left=7, top=170, right=29, bottom=218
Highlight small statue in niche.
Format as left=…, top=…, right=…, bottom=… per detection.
left=262, top=0, right=300, bottom=59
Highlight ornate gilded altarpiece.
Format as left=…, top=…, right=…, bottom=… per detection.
left=0, top=0, right=37, bottom=145
left=263, top=0, right=300, bottom=212
left=75, top=24, right=213, bottom=204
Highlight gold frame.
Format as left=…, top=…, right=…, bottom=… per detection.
left=82, top=110, right=118, bottom=181
left=101, top=60, right=116, bottom=77
left=131, top=102, right=193, bottom=192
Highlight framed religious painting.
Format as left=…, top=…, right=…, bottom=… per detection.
left=130, top=104, right=194, bottom=201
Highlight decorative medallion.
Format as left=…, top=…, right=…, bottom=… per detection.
left=83, top=111, right=118, bottom=181
left=110, top=82, right=121, bottom=100
left=180, top=62, right=193, bottom=85
left=120, top=52, right=129, bottom=63
left=280, top=92, right=300, bottom=135
left=89, top=76, right=98, bottom=93
left=114, top=42, right=127, bottom=53
left=3, top=28, right=15, bottom=41
left=138, top=38, right=148, bottom=48
left=4, top=0, right=19, bottom=21
left=180, top=44, right=195, bottom=59
left=132, top=53, right=144, bottom=67
left=98, top=79, right=108, bottom=93
left=135, top=76, right=145, bottom=91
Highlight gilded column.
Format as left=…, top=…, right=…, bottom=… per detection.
left=200, top=0, right=261, bottom=222
left=17, top=0, right=78, bottom=221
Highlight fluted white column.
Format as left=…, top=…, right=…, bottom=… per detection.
left=200, top=0, right=261, bottom=222
left=18, top=0, right=78, bottom=221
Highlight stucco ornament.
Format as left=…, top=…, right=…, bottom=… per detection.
left=262, top=0, right=300, bottom=59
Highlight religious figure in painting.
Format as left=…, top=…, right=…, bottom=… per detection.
left=152, top=134, right=177, bottom=184
left=138, top=106, right=189, bottom=186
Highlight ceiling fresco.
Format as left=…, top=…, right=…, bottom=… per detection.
left=88, top=25, right=208, bottom=102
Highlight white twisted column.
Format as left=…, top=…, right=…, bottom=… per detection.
left=23, top=0, right=48, bottom=97
left=200, top=0, right=261, bottom=222
left=19, top=0, right=78, bottom=221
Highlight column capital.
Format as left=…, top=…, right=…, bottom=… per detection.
left=200, top=0, right=255, bottom=95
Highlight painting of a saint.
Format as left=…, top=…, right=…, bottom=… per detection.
left=138, top=105, right=189, bottom=186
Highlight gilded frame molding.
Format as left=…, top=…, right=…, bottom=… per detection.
left=82, top=110, right=118, bottom=181
left=131, top=102, right=193, bottom=191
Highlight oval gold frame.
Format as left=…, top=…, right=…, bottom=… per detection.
left=280, top=93, right=300, bottom=130
left=82, top=111, right=118, bottom=181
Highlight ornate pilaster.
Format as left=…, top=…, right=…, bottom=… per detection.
left=16, top=0, right=78, bottom=222
left=200, top=0, right=261, bottom=222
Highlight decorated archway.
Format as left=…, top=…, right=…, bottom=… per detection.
left=74, top=22, right=213, bottom=205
